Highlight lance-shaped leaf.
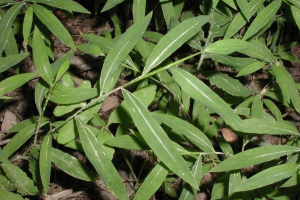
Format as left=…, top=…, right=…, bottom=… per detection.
left=75, top=117, right=129, bottom=200
left=49, top=88, right=98, bottom=104
left=210, top=146, right=300, bottom=172
left=0, top=53, right=29, bottom=73
left=236, top=62, right=265, bottom=77
left=133, top=163, right=169, bottom=200
left=0, top=3, right=24, bottom=54
left=132, top=0, right=146, bottom=23
left=0, top=73, right=36, bottom=96
left=1, top=163, right=39, bottom=195
left=100, top=12, right=152, bottom=93
left=32, top=4, right=75, bottom=49
left=35, top=79, right=49, bottom=114
left=236, top=0, right=250, bottom=21
left=243, top=0, right=282, bottom=40
left=170, top=67, right=242, bottom=129
left=122, top=89, right=198, bottom=188
left=101, top=0, right=124, bottom=12
left=205, top=39, right=251, bottom=55
left=39, top=134, right=52, bottom=193
left=234, top=164, right=299, bottom=192
left=32, top=0, right=90, bottom=13
left=23, top=6, right=33, bottom=45
left=33, top=26, right=53, bottom=84
left=51, top=148, right=97, bottom=181
left=0, top=188, right=24, bottom=200
left=143, top=15, right=210, bottom=74
left=153, top=113, right=215, bottom=154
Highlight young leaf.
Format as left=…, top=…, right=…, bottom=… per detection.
left=100, top=12, right=152, bottom=93
left=23, top=6, right=33, bottom=46
left=234, top=164, right=299, bottom=192
left=49, top=88, right=98, bottom=104
left=133, top=163, right=169, bottom=200
left=33, top=26, right=53, bottom=84
left=170, top=67, right=242, bottom=129
left=143, top=15, right=210, bottom=74
left=1, top=163, right=39, bottom=195
left=101, top=0, right=124, bottom=12
left=236, top=62, right=265, bottom=77
left=32, top=4, right=76, bottom=49
left=205, top=39, right=251, bottom=55
left=243, top=0, right=282, bottom=40
left=32, top=0, right=90, bottom=14
left=75, top=117, right=129, bottom=200
left=0, top=73, right=36, bottom=96
left=0, top=2, right=24, bottom=54
left=132, top=0, right=146, bottom=23
left=122, top=89, right=198, bottom=188
left=152, top=113, right=215, bottom=154
left=210, top=146, right=300, bottom=172
left=0, top=53, right=30, bottom=73
left=39, top=134, right=52, bottom=193
left=0, top=188, right=25, bottom=200
left=51, top=148, right=97, bottom=181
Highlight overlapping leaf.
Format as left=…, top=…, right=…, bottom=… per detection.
left=101, top=0, right=124, bottom=12
left=122, top=89, right=198, bottom=188
left=132, top=0, right=146, bottom=23
left=205, top=39, right=250, bottom=55
left=32, top=0, right=90, bottom=13
left=39, top=135, right=52, bottom=192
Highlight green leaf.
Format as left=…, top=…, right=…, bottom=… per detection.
left=243, top=0, right=282, bottom=40
left=32, top=4, right=75, bottom=49
left=0, top=149, right=9, bottom=164
left=234, top=164, right=299, bottom=192
left=0, top=188, right=24, bottom=200
left=35, top=79, right=49, bottom=115
left=152, top=113, right=215, bottom=154
left=160, top=0, right=175, bottom=27
left=8, top=116, right=47, bottom=133
left=76, top=44, right=104, bottom=56
left=210, top=146, right=300, bottom=172
left=51, top=148, right=97, bottom=181
left=204, top=72, right=254, bottom=97
left=49, top=88, right=98, bottom=104
left=236, top=62, right=265, bottom=77
left=0, top=73, right=36, bottom=97
left=100, top=12, right=152, bottom=93
left=23, top=6, right=33, bottom=45
left=0, top=53, right=29, bottom=73
left=0, top=3, right=24, bottom=54
left=132, top=0, right=146, bottom=23
left=237, top=0, right=250, bottom=21
left=170, top=67, right=242, bottom=129
left=205, top=39, right=251, bottom=55
left=133, top=163, right=169, bottom=200
left=32, top=0, right=90, bottom=13
left=122, top=89, right=198, bottom=188
left=263, top=99, right=283, bottom=121
left=291, top=6, right=300, bottom=31
left=28, top=146, right=42, bottom=189
left=211, top=173, right=229, bottom=200
left=271, top=64, right=300, bottom=113
left=1, top=163, right=38, bottom=195
left=104, top=135, right=150, bottom=150
left=250, top=95, right=263, bottom=119
left=39, top=134, right=52, bottom=193
left=288, top=0, right=300, bottom=8
left=75, top=117, right=129, bottom=200
left=101, top=0, right=124, bottom=12
left=33, top=26, right=53, bottom=84
left=143, top=15, right=210, bottom=74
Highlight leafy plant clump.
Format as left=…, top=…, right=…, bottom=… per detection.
left=1, top=0, right=300, bottom=199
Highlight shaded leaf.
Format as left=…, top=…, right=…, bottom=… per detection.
left=122, top=89, right=198, bottom=188
left=35, top=79, right=49, bottom=115
left=0, top=73, right=36, bottom=96
left=0, top=53, right=29, bottom=73
left=8, top=116, right=48, bottom=133
left=264, top=99, right=283, bottom=121
left=49, top=88, right=98, bottom=104
left=32, top=4, right=75, bottom=49
left=143, top=15, right=210, bottom=74
left=1, top=163, right=38, bottom=195
left=51, top=148, right=97, bottom=181
left=101, top=0, right=124, bottom=12
left=234, top=164, right=299, bottom=192
left=237, top=0, right=250, bottom=21
left=76, top=44, right=104, bottom=56
left=132, top=0, right=146, bottom=23
left=39, top=134, right=52, bottom=193
left=32, top=0, right=90, bottom=13
left=210, top=146, right=300, bottom=172
left=236, top=62, right=265, bottom=77
left=75, top=117, right=129, bottom=200
left=28, top=146, right=42, bottom=189
left=133, top=163, right=169, bottom=200
left=23, top=6, right=33, bottom=45
left=160, top=0, right=175, bottom=27
left=0, top=3, right=24, bottom=54
left=250, top=95, right=263, bottom=119
left=104, top=135, right=150, bottom=150
left=0, top=188, right=24, bottom=200
left=205, top=39, right=251, bottom=55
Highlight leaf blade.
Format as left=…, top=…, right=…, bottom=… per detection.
left=205, top=39, right=251, bottom=55
left=39, top=134, right=52, bottom=193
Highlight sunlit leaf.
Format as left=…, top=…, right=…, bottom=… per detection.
left=210, top=146, right=300, bottom=172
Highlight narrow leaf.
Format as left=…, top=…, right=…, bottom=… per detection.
left=0, top=3, right=24, bottom=54
left=160, top=0, right=175, bottom=27
left=205, top=39, right=251, bottom=55
left=264, top=99, right=283, bottom=121
left=32, top=4, right=75, bottom=49
left=51, top=148, right=97, bottom=181
left=170, top=67, right=242, bottom=129
left=133, top=163, right=169, bottom=200
left=0, top=73, right=36, bottom=96
left=237, top=0, right=250, bottom=21
left=76, top=44, right=104, bottom=56
left=39, top=134, right=52, bottom=193
left=75, top=117, right=129, bottom=200
left=8, top=116, right=47, bottom=133
left=32, top=0, right=90, bottom=13
left=122, top=89, right=198, bottom=188
left=234, top=164, right=299, bottom=192
left=35, top=79, right=49, bottom=114
left=23, top=6, right=33, bottom=45
left=143, top=15, right=210, bottom=74
left=100, top=12, right=152, bottom=93
left=101, top=0, right=124, bottom=12
left=49, top=88, right=98, bottom=104
left=104, top=135, right=150, bottom=150
left=210, top=146, right=300, bottom=172
left=236, top=62, right=265, bottom=77
left=132, top=0, right=146, bottom=23
left=33, top=26, right=53, bottom=84
left=0, top=188, right=24, bottom=200
left=0, top=53, right=29, bottom=73
left=243, top=0, right=282, bottom=40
